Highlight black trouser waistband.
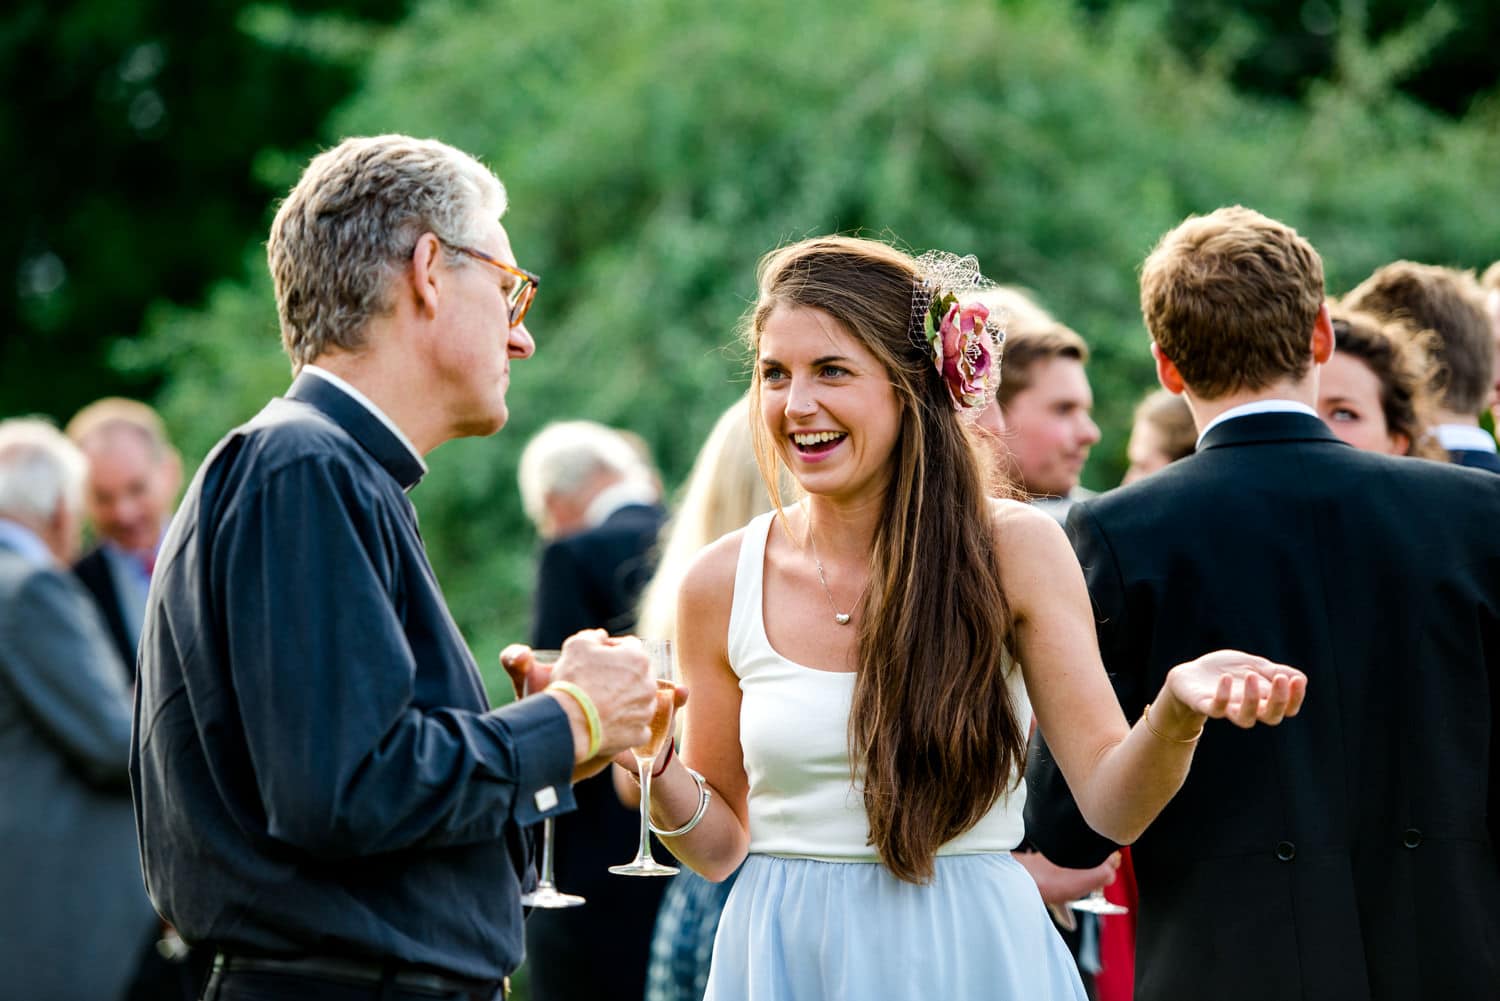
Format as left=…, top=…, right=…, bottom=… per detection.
left=208, top=952, right=506, bottom=1001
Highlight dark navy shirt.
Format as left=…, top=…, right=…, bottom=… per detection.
left=131, top=373, right=577, bottom=982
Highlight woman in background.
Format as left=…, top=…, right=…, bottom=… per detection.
left=1121, top=389, right=1196, bottom=484
left=1317, top=306, right=1444, bottom=459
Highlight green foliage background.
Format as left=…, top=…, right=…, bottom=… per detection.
left=120, top=0, right=1500, bottom=681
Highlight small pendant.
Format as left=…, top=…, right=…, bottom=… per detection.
left=835, top=612, right=852, bottom=625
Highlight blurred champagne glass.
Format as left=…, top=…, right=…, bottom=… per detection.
left=520, top=649, right=586, bottom=908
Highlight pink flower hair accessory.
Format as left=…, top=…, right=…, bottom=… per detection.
left=909, top=251, right=1005, bottom=412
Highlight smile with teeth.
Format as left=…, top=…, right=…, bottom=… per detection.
left=792, top=430, right=847, bottom=454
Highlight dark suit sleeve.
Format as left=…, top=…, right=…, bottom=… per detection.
left=530, top=538, right=596, bottom=649
left=0, top=568, right=132, bottom=789
left=1023, top=502, right=1133, bottom=868
left=218, top=456, right=576, bottom=861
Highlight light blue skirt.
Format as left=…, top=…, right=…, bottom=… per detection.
left=704, top=852, right=1087, bottom=1001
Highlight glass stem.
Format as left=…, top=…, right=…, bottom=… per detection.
left=538, top=816, right=557, bottom=888
left=636, top=753, right=656, bottom=862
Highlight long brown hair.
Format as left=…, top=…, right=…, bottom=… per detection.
left=745, top=236, right=1026, bottom=884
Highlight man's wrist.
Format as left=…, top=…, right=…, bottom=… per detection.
left=544, top=687, right=597, bottom=762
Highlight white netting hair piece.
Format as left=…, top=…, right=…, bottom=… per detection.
left=908, top=250, right=1007, bottom=413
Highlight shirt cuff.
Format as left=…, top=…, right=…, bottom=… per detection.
left=493, top=694, right=578, bottom=826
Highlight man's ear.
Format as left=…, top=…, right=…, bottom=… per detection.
left=1312, top=301, right=1335, bottom=364
left=408, top=232, right=444, bottom=318
left=1152, top=342, right=1186, bottom=395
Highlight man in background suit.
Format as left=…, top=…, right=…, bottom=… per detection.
left=517, top=419, right=668, bottom=1000
left=0, top=418, right=159, bottom=1001
left=66, top=397, right=181, bottom=677
left=1025, top=206, right=1500, bottom=1000
left=973, top=287, right=1101, bottom=522
left=1344, top=260, right=1499, bottom=472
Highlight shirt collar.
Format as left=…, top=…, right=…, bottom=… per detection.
left=1433, top=423, right=1499, bottom=454
left=583, top=478, right=659, bottom=528
left=302, top=365, right=429, bottom=477
left=0, top=517, right=55, bottom=568
left=1197, top=399, right=1319, bottom=449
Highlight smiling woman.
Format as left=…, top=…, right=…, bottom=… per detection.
left=629, top=235, right=1306, bottom=1001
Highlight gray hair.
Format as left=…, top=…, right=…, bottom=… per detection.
left=268, top=134, right=509, bottom=370
left=0, top=419, right=88, bottom=524
left=517, top=421, right=653, bottom=529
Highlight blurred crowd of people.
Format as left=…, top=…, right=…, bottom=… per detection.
left=2, top=130, right=1498, bottom=1001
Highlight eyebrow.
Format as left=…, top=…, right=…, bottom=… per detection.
left=758, top=355, right=854, bottom=367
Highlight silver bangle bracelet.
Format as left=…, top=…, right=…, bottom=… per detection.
left=648, top=765, right=711, bottom=838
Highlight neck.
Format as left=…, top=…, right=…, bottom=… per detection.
left=310, top=331, right=444, bottom=454
left=801, top=493, right=883, bottom=560
left=1430, top=408, right=1480, bottom=429
left=1181, top=375, right=1316, bottom=433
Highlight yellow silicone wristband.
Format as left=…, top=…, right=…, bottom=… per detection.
left=547, top=681, right=602, bottom=758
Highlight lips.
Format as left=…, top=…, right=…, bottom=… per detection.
left=791, top=430, right=847, bottom=455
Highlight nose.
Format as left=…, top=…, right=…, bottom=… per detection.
left=784, top=376, right=818, bottom=418
left=1079, top=413, right=1101, bottom=447
left=509, top=320, right=536, bottom=360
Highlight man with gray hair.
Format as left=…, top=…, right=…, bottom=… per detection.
left=132, top=135, right=661, bottom=1001
left=0, top=419, right=159, bottom=1001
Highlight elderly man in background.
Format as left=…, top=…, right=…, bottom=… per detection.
left=132, top=134, right=661, bottom=1001
left=0, top=418, right=158, bottom=1001
left=65, top=397, right=182, bottom=679
left=516, top=419, right=668, bottom=1001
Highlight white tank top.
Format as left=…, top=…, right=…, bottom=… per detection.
left=729, top=511, right=1030, bottom=862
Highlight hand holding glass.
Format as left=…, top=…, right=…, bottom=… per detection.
left=519, top=650, right=586, bottom=908
left=610, top=639, right=679, bottom=877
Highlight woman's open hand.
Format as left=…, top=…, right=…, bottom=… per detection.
left=1162, top=650, right=1307, bottom=733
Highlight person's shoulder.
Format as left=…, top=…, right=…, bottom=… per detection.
left=678, top=523, right=752, bottom=611
left=988, top=497, right=1070, bottom=552
left=1377, top=451, right=1500, bottom=501
left=201, top=396, right=372, bottom=495
left=71, top=544, right=109, bottom=578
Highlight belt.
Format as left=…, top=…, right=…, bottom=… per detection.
left=211, top=952, right=508, bottom=1000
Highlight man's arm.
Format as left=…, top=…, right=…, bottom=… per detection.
left=218, top=455, right=578, bottom=860
left=0, top=568, right=132, bottom=789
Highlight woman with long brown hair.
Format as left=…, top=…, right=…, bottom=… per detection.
left=629, top=236, right=1304, bottom=999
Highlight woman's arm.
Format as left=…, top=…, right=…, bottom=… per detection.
left=629, top=530, right=753, bottom=882
left=997, top=502, right=1304, bottom=845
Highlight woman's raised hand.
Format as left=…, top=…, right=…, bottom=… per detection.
left=1162, top=650, right=1307, bottom=732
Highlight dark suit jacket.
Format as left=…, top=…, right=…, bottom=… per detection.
left=525, top=502, right=669, bottom=1001
left=1450, top=447, right=1500, bottom=474
left=73, top=546, right=136, bottom=678
left=1025, top=412, right=1500, bottom=1001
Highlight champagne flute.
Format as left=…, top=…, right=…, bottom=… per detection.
left=1068, top=889, right=1127, bottom=915
left=609, top=638, right=680, bottom=877
left=519, top=650, right=586, bottom=908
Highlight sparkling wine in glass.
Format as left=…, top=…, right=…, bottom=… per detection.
left=519, top=650, right=585, bottom=908
left=610, top=639, right=680, bottom=877
left=1067, top=889, right=1127, bottom=915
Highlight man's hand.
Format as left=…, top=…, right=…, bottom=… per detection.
left=1013, top=849, right=1120, bottom=906
left=545, top=631, right=658, bottom=764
